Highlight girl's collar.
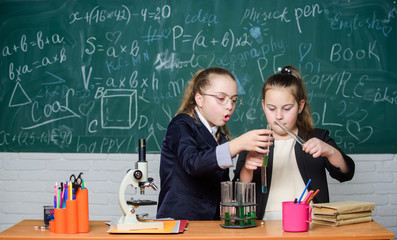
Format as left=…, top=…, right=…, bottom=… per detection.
left=194, top=107, right=218, bottom=139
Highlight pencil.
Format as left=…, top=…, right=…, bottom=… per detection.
left=307, top=189, right=320, bottom=203
left=297, top=179, right=311, bottom=204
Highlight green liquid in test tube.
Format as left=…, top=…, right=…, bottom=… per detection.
left=250, top=211, right=256, bottom=225
left=263, top=154, right=268, bottom=167
left=239, top=206, right=245, bottom=226
left=224, top=212, right=230, bottom=226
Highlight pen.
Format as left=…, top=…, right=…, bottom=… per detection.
left=59, top=182, right=64, bottom=208
left=297, top=179, right=311, bottom=204
left=274, top=120, right=306, bottom=146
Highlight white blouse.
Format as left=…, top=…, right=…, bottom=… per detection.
left=263, top=138, right=306, bottom=220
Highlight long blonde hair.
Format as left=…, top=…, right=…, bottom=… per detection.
left=177, top=66, right=236, bottom=140
left=262, top=65, right=314, bottom=140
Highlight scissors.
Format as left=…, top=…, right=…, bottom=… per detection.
left=70, top=172, right=83, bottom=194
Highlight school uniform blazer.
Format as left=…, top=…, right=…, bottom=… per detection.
left=157, top=113, right=230, bottom=220
left=233, top=128, right=355, bottom=220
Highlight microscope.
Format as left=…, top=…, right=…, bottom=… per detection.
left=115, top=139, right=163, bottom=230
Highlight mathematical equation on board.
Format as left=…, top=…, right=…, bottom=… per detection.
left=69, top=4, right=172, bottom=25
left=0, top=2, right=396, bottom=153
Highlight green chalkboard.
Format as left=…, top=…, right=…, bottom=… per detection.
left=0, top=0, right=396, bottom=153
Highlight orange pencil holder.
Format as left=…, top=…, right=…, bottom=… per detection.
left=49, top=220, right=55, bottom=233
left=66, top=200, right=78, bottom=234
left=54, top=208, right=66, bottom=234
left=76, top=188, right=89, bottom=232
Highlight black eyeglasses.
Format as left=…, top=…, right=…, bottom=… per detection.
left=202, top=92, right=242, bottom=107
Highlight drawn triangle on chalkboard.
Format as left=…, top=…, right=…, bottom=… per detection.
left=43, top=71, right=66, bottom=85
left=8, top=81, right=32, bottom=107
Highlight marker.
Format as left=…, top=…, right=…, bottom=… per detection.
left=68, top=181, right=73, bottom=200
left=307, top=189, right=320, bottom=203
left=54, top=182, right=58, bottom=208
left=61, top=183, right=66, bottom=208
left=303, top=190, right=314, bottom=204
left=297, top=179, right=311, bottom=204
left=57, top=188, right=61, bottom=209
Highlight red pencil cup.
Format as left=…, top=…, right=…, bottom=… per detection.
left=66, top=200, right=78, bottom=234
left=54, top=208, right=66, bottom=234
left=76, top=188, right=89, bottom=232
left=282, top=201, right=312, bottom=232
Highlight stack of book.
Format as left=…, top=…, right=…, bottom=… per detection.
left=312, top=201, right=375, bottom=226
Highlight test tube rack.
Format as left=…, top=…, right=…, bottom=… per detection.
left=220, top=181, right=257, bottom=229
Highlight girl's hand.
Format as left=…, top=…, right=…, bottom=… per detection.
left=302, top=137, right=335, bottom=158
left=302, top=137, right=349, bottom=173
left=244, top=151, right=265, bottom=170
left=229, top=129, right=273, bottom=157
left=239, top=151, right=265, bottom=182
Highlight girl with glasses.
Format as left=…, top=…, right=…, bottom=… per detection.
left=157, top=66, right=273, bottom=220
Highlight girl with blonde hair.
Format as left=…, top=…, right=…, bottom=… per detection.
left=157, top=66, right=272, bottom=220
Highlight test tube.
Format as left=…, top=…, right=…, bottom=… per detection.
left=249, top=183, right=256, bottom=225
left=220, top=181, right=233, bottom=226
left=245, top=182, right=250, bottom=215
left=261, top=124, right=271, bottom=193
left=236, top=182, right=246, bottom=226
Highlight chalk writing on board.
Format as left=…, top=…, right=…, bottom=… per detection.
left=0, top=1, right=396, bottom=153
left=22, top=88, right=81, bottom=130
left=330, top=10, right=396, bottom=37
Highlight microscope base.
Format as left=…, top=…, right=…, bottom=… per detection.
left=116, top=214, right=164, bottom=231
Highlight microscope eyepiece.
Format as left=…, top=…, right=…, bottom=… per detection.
left=138, top=139, right=146, bottom=162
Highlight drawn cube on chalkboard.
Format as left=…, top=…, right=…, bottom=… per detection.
left=101, top=89, right=137, bottom=129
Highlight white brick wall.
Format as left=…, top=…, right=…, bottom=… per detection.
left=0, top=152, right=396, bottom=238
left=327, top=154, right=397, bottom=237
